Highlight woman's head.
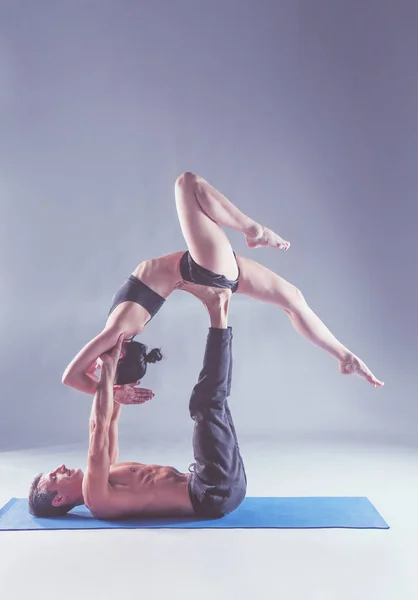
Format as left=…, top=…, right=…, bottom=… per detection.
left=115, top=340, right=163, bottom=385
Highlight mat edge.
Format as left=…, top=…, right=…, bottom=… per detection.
left=0, top=497, right=17, bottom=519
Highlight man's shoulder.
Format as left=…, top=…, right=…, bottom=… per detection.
left=86, top=497, right=113, bottom=520
left=82, top=465, right=111, bottom=508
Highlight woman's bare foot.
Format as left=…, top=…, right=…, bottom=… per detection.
left=245, top=223, right=290, bottom=251
left=338, top=354, right=384, bottom=388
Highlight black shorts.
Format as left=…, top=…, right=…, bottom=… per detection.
left=180, top=251, right=240, bottom=293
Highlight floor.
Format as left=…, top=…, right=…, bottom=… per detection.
left=0, top=438, right=417, bottom=600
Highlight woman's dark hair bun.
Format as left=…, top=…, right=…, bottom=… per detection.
left=145, top=348, right=163, bottom=364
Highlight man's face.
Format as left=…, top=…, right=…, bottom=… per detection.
left=39, top=464, right=84, bottom=507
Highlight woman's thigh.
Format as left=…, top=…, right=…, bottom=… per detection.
left=174, top=173, right=238, bottom=280
left=235, top=254, right=303, bottom=311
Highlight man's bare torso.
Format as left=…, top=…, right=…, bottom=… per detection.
left=85, top=461, right=196, bottom=518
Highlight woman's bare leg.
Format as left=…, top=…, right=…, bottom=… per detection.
left=174, top=172, right=290, bottom=280
left=174, top=172, right=383, bottom=387
left=235, top=255, right=384, bottom=388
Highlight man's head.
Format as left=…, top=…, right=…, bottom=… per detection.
left=28, top=464, right=84, bottom=517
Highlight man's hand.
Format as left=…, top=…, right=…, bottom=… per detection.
left=175, top=281, right=231, bottom=329
left=113, top=383, right=155, bottom=405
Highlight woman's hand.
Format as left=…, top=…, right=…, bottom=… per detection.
left=99, top=335, right=155, bottom=403
left=113, top=382, right=155, bottom=405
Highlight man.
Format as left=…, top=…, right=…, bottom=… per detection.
left=28, top=284, right=247, bottom=520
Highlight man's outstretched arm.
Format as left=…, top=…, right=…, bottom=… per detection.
left=108, top=384, right=156, bottom=464
left=84, top=337, right=124, bottom=514
left=89, top=366, right=116, bottom=457
left=84, top=336, right=157, bottom=519
left=108, top=403, right=122, bottom=465
left=88, top=337, right=125, bottom=474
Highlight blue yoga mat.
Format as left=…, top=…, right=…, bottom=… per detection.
left=0, top=497, right=389, bottom=530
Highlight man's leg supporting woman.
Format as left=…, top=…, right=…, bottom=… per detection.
left=187, top=288, right=247, bottom=518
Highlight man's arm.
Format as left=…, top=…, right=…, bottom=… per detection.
left=108, top=403, right=122, bottom=465
left=84, top=337, right=156, bottom=519
left=83, top=364, right=115, bottom=511
left=108, top=385, right=156, bottom=464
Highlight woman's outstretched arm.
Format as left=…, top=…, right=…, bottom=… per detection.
left=62, top=326, right=131, bottom=395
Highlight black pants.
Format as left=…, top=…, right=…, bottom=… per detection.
left=188, top=327, right=247, bottom=518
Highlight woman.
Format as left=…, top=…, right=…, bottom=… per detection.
left=62, top=172, right=383, bottom=403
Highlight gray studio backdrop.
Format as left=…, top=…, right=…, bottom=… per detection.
left=0, top=1, right=416, bottom=451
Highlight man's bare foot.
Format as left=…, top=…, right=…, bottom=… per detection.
left=338, top=354, right=384, bottom=388
left=175, top=281, right=231, bottom=328
left=175, top=280, right=232, bottom=309
left=245, top=223, right=290, bottom=251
